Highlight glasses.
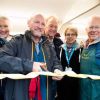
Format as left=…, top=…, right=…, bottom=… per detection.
left=65, top=33, right=77, bottom=36
left=89, top=26, right=100, bottom=30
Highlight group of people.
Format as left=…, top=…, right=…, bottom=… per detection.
left=0, top=14, right=100, bottom=100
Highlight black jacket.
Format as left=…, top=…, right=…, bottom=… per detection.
left=53, top=37, right=63, bottom=59
left=57, top=44, right=81, bottom=100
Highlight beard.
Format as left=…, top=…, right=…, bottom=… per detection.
left=31, top=30, right=43, bottom=38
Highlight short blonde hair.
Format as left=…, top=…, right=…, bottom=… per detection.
left=64, top=26, right=78, bottom=36
left=0, top=16, right=9, bottom=21
left=46, top=16, right=58, bottom=24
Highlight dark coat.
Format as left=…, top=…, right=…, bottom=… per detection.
left=53, top=37, right=63, bottom=59
left=0, top=38, right=9, bottom=100
left=56, top=43, right=81, bottom=100
left=0, top=30, right=62, bottom=100
left=52, top=37, right=63, bottom=99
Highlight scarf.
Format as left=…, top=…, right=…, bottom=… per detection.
left=29, top=42, right=45, bottom=100
left=29, top=76, right=42, bottom=100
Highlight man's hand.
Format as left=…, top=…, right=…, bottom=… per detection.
left=52, top=69, right=63, bottom=80
left=32, top=62, right=46, bottom=72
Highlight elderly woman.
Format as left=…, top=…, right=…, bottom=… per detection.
left=80, top=16, right=100, bottom=100
left=56, top=26, right=81, bottom=100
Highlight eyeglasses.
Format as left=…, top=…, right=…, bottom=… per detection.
left=88, top=26, right=100, bottom=30
left=65, top=33, right=77, bottom=36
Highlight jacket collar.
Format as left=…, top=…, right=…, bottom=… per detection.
left=61, top=41, right=80, bottom=51
left=85, top=38, right=100, bottom=47
left=25, top=30, right=47, bottom=44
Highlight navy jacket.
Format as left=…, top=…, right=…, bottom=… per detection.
left=0, top=30, right=62, bottom=100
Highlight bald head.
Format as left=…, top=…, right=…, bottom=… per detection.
left=46, top=16, right=58, bottom=25
left=88, top=16, right=100, bottom=26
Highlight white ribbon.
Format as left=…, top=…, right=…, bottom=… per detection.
left=0, top=71, right=100, bottom=80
